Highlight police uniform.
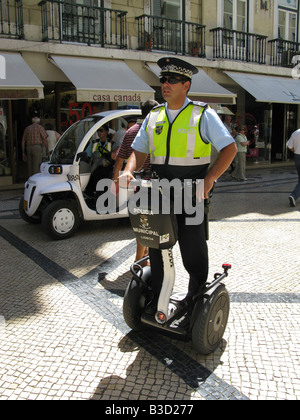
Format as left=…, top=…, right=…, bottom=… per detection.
left=132, top=57, right=235, bottom=310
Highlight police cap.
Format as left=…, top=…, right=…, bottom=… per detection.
left=157, top=57, right=198, bottom=80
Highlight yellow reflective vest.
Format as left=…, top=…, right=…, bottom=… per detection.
left=146, top=102, right=211, bottom=172
left=95, top=140, right=112, bottom=158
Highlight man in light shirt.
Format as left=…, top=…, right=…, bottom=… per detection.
left=287, top=128, right=300, bottom=207
left=119, top=56, right=237, bottom=316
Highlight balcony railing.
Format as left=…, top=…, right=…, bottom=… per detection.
left=269, top=38, right=300, bottom=67
left=39, top=0, right=127, bottom=48
left=0, top=0, right=23, bottom=38
left=136, top=15, right=205, bottom=57
left=210, top=27, right=267, bottom=64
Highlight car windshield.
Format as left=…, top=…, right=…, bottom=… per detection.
left=50, top=116, right=102, bottom=164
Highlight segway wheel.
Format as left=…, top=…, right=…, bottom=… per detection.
left=123, top=279, right=146, bottom=332
left=192, top=284, right=230, bottom=355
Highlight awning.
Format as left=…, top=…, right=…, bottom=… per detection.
left=210, top=104, right=234, bottom=115
left=51, top=56, right=155, bottom=103
left=146, top=63, right=236, bottom=105
left=0, top=52, right=44, bottom=99
left=225, top=71, right=300, bottom=104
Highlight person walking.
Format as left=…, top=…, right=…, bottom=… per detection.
left=22, top=116, right=49, bottom=177
left=44, top=123, right=61, bottom=156
left=119, top=56, right=237, bottom=315
left=287, top=128, right=300, bottom=207
left=231, top=125, right=249, bottom=181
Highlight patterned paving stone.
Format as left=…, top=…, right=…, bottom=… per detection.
left=0, top=167, right=299, bottom=401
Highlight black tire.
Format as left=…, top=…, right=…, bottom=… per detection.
left=42, top=200, right=80, bottom=240
left=19, top=198, right=41, bottom=224
left=123, top=279, right=147, bottom=332
left=192, top=284, right=230, bottom=355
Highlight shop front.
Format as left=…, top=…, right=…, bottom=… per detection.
left=225, top=72, right=300, bottom=163
left=0, top=54, right=156, bottom=185
left=49, top=56, right=155, bottom=129
left=0, top=52, right=44, bottom=186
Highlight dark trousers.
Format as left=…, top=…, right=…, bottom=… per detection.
left=149, top=212, right=208, bottom=298
left=291, top=153, right=300, bottom=201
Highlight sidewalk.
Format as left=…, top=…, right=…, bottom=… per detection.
left=0, top=165, right=299, bottom=400
left=0, top=160, right=295, bottom=192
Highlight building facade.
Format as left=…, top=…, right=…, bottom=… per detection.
left=1, top=0, right=300, bottom=185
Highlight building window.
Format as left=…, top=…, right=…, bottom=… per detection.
left=62, top=0, right=100, bottom=44
left=278, top=0, right=299, bottom=42
left=151, top=0, right=182, bottom=20
left=223, top=0, right=247, bottom=32
left=150, top=0, right=183, bottom=52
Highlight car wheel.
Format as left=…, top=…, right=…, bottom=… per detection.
left=42, top=200, right=80, bottom=240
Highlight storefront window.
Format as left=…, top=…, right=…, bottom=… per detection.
left=236, top=94, right=272, bottom=163
left=59, top=92, right=106, bottom=133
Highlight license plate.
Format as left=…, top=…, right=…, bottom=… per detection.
left=23, top=200, right=28, bottom=211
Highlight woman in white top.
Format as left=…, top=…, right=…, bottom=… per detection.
left=45, top=123, right=61, bottom=155
left=287, top=128, right=300, bottom=206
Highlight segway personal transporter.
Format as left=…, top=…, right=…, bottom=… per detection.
left=123, top=172, right=231, bottom=354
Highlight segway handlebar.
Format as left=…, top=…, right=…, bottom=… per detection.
left=194, top=263, right=232, bottom=300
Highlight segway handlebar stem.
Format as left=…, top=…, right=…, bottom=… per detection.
left=194, top=263, right=232, bottom=300
left=130, top=258, right=150, bottom=287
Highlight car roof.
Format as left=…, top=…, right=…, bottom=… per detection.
left=92, top=109, right=142, bottom=118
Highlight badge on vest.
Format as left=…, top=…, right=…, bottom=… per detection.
left=155, top=123, right=165, bottom=135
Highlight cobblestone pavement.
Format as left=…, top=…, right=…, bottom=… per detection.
left=0, top=166, right=299, bottom=401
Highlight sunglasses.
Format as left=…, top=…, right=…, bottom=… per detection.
left=97, top=128, right=105, bottom=133
left=159, top=76, right=186, bottom=85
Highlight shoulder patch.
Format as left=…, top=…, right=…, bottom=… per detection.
left=191, top=100, right=208, bottom=108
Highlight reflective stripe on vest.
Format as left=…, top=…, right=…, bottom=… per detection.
left=146, top=104, right=211, bottom=167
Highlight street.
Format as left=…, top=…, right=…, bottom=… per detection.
left=0, top=165, right=299, bottom=400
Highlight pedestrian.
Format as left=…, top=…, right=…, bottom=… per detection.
left=119, top=56, right=237, bottom=315
left=112, top=99, right=158, bottom=264
left=223, top=115, right=233, bottom=135
left=111, top=120, right=136, bottom=161
left=44, top=123, right=61, bottom=157
left=231, top=125, right=249, bottom=181
left=113, top=122, right=127, bottom=149
left=287, top=128, right=300, bottom=207
left=22, top=116, right=49, bottom=177
left=228, top=123, right=238, bottom=174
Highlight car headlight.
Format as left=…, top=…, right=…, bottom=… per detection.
left=49, top=165, right=63, bottom=175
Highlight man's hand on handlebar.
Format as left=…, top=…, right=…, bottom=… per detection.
left=110, top=171, right=135, bottom=196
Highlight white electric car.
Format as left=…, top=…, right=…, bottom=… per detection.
left=19, top=109, right=142, bottom=240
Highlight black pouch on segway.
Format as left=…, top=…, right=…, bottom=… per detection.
left=129, top=184, right=178, bottom=250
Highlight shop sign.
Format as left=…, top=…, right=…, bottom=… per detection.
left=77, top=90, right=147, bottom=103
left=0, top=89, right=40, bottom=99
left=92, top=93, right=142, bottom=103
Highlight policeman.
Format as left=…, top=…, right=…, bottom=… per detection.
left=120, top=57, right=237, bottom=315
